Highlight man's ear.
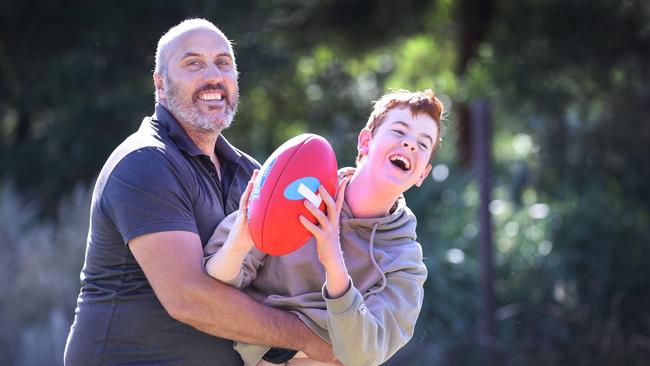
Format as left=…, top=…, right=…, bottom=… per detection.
left=415, top=163, right=432, bottom=187
left=154, top=73, right=165, bottom=97
left=357, top=128, right=372, bottom=157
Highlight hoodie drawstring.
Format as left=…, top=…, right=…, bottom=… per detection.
left=364, top=222, right=387, bottom=298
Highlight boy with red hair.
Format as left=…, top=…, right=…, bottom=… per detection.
left=206, top=89, right=444, bottom=365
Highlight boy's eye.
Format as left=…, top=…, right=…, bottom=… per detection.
left=392, top=129, right=405, bottom=136
left=419, top=142, right=429, bottom=150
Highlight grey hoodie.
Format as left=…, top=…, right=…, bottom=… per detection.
left=204, top=183, right=427, bottom=366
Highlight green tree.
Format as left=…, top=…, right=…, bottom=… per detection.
left=1, top=0, right=649, bottom=364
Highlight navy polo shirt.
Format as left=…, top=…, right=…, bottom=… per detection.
left=65, top=104, right=259, bottom=365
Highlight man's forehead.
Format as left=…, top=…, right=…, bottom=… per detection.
left=168, top=28, right=232, bottom=57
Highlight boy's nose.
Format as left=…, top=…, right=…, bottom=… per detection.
left=402, top=141, right=416, bottom=151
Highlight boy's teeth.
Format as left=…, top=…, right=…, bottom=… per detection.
left=389, top=154, right=411, bottom=170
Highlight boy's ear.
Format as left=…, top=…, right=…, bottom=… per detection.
left=415, top=163, right=432, bottom=187
left=357, top=127, right=372, bottom=157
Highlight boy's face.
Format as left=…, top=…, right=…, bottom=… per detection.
left=358, top=106, right=437, bottom=192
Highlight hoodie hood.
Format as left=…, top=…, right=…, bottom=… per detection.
left=340, top=195, right=417, bottom=244
left=338, top=167, right=418, bottom=246
left=336, top=167, right=420, bottom=299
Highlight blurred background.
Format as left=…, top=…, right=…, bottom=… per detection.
left=1, top=0, right=649, bottom=365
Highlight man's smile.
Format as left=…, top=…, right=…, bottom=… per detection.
left=194, top=84, right=229, bottom=105
left=197, top=91, right=224, bottom=101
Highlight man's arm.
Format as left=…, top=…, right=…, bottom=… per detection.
left=129, top=231, right=335, bottom=362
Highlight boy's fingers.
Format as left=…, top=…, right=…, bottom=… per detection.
left=239, top=169, right=259, bottom=215
left=318, top=186, right=338, bottom=222
left=238, top=183, right=253, bottom=218
left=240, top=170, right=259, bottom=203
left=240, top=181, right=253, bottom=206
left=299, top=215, right=322, bottom=238
left=304, top=200, right=329, bottom=229
left=337, top=167, right=355, bottom=180
left=250, top=169, right=260, bottom=186
left=318, top=186, right=335, bottom=208
left=335, top=178, right=349, bottom=213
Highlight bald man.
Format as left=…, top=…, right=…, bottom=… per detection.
left=64, top=19, right=335, bottom=366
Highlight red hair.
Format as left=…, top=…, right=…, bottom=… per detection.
left=357, top=89, right=444, bottom=163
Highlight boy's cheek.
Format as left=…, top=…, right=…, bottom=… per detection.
left=415, top=163, right=433, bottom=187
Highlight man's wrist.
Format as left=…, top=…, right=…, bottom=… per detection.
left=280, top=312, right=314, bottom=351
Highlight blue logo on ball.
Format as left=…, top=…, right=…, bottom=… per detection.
left=250, top=158, right=276, bottom=201
left=284, top=177, right=320, bottom=200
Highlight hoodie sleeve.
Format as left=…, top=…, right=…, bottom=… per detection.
left=322, top=243, right=428, bottom=366
left=203, top=211, right=267, bottom=288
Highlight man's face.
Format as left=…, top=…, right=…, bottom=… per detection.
left=156, top=28, right=239, bottom=132
left=358, top=106, right=438, bottom=192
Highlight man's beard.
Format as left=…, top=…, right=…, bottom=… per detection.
left=164, top=75, right=238, bottom=133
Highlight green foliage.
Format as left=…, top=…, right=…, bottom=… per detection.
left=460, top=1, right=650, bottom=363
left=1, top=0, right=649, bottom=365
left=0, top=183, right=90, bottom=366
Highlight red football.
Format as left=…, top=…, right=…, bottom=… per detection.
left=248, top=134, right=338, bottom=256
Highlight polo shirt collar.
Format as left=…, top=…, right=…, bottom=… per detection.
left=152, top=103, right=244, bottom=166
left=215, top=134, right=245, bottom=166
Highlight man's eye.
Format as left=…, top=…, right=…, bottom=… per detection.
left=187, top=60, right=201, bottom=67
left=216, top=59, right=232, bottom=68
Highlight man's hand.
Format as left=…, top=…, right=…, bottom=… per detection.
left=301, top=337, right=340, bottom=364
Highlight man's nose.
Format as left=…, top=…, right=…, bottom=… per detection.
left=204, top=63, right=224, bottom=83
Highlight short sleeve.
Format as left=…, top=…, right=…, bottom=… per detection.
left=102, top=147, right=198, bottom=244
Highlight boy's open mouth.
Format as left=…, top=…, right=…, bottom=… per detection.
left=389, top=154, right=411, bottom=171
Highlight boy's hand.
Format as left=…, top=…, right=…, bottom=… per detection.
left=299, top=178, right=350, bottom=297
left=224, top=169, right=259, bottom=253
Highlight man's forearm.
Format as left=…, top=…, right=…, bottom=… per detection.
left=129, top=230, right=333, bottom=361
left=174, top=273, right=324, bottom=352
